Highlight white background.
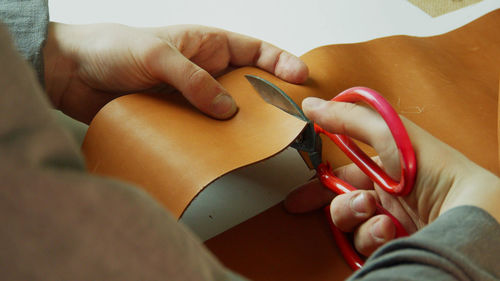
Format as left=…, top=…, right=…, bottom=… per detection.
left=49, top=0, right=500, bottom=241
left=49, top=0, right=500, bottom=57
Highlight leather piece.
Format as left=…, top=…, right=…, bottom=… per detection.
left=82, top=9, right=500, bottom=280
left=408, top=0, right=482, bottom=17
left=261, top=11, right=500, bottom=173
left=82, top=70, right=307, bottom=218
left=206, top=9, right=500, bottom=280
left=206, top=204, right=352, bottom=281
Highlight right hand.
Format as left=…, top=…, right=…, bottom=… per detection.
left=285, top=97, right=500, bottom=257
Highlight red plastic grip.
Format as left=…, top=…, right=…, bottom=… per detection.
left=316, top=87, right=417, bottom=270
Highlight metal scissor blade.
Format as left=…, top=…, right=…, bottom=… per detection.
left=245, top=74, right=322, bottom=168
left=245, top=75, right=307, bottom=121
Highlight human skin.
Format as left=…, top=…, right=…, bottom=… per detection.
left=285, top=97, right=500, bottom=257
left=43, top=23, right=309, bottom=123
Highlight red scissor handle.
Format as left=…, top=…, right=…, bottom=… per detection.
left=314, top=87, right=417, bottom=270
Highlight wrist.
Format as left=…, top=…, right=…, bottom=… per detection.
left=441, top=161, right=500, bottom=223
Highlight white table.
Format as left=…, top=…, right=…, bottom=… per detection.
left=49, top=0, right=500, bottom=241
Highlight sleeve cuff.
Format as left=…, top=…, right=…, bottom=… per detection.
left=349, top=206, right=500, bottom=280
left=0, top=0, right=49, bottom=86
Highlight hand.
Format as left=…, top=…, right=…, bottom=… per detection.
left=285, top=97, right=500, bottom=257
left=43, top=23, right=309, bottom=123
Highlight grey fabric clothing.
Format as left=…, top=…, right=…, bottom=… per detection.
left=1, top=0, right=499, bottom=280
left=349, top=206, right=500, bottom=281
left=0, top=0, right=48, bottom=85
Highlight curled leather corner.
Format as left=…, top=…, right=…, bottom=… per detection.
left=82, top=68, right=307, bottom=218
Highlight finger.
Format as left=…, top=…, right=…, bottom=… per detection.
left=148, top=44, right=237, bottom=119
left=330, top=191, right=377, bottom=232
left=302, top=97, right=400, bottom=178
left=284, top=179, right=335, bottom=213
left=302, top=97, right=391, bottom=149
left=354, top=215, right=396, bottom=257
left=333, top=161, right=378, bottom=190
left=284, top=158, right=379, bottom=213
left=225, top=32, right=309, bottom=84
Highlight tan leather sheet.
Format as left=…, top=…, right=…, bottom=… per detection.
left=82, top=9, right=500, bottom=280
left=206, top=9, right=500, bottom=280
left=207, top=204, right=353, bottom=280
left=81, top=74, right=306, bottom=218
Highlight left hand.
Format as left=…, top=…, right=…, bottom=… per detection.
left=43, top=23, right=309, bottom=123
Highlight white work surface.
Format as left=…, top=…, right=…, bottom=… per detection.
left=49, top=0, right=500, bottom=241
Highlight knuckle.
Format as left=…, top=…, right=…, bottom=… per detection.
left=354, top=215, right=393, bottom=256
left=317, top=101, right=357, bottom=134
left=144, top=40, right=177, bottom=73
left=354, top=226, right=376, bottom=256
left=330, top=193, right=358, bottom=232
left=185, top=67, right=210, bottom=98
left=337, top=101, right=358, bottom=116
left=335, top=102, right=359, bottom=133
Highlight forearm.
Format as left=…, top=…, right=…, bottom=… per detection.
left=0, top=0, right=49, bottom=85
left=442, top=162, right=500, bottom=224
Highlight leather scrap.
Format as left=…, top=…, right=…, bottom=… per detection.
left=206, top=9, right=500, bottom=280
left=408, top=0, right=482, bottom=17
left=82, top=9, right=500, bottom=280
left=82, top=70, right=307, bottom=218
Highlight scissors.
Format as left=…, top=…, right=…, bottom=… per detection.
left=245, top=75, right=417, bottom=271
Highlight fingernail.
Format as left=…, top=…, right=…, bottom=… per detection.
left=211, top=93, right=237, bottom=119
left=371, top=219, right=387, bottom=243
left=302, top=97, right=325, bottom=110
left=350, top=193, right=368, bottom=215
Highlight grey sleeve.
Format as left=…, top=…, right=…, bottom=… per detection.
left=0, top=0, right=49, bottom=85
left=348, top=206, right=500, bottom=281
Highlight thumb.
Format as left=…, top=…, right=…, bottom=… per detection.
left=150, top=45, right=237, bottom=119
left=301, top=97, right=389, bottom=147
left=302, top=97, right=400, bottom=180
